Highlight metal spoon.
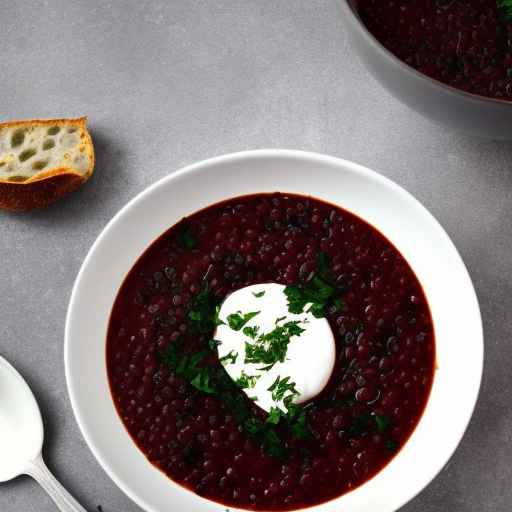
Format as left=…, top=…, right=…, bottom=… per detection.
left=0, top=355, right=87, bottom=512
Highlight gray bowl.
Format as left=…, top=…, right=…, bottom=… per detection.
left=339, top=0, right=512, bottom=139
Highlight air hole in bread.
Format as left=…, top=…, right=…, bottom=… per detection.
left=32, top=160, right=48, bottom=171
left=19, top=149, right=37, bottom=162
left=47, top=126, right=60, bottom=135
left=68, top=127, right=77, bottom=133
left=42, top=139, right=55, bottom=150
left=11, top=129, right=25, bottom=148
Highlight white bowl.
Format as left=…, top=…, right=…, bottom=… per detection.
left=65, top=149, right=483, bottom=512
left=339, top=0, right=512, bottom=139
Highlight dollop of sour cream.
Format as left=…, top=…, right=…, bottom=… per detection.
left=215, top=283, right=335, bottom=413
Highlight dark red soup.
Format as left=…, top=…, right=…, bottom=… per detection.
left=354, top=0, right=512, bottom=100
left=107, top=193, right=435, bottom=511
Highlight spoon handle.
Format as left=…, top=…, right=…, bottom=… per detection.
left=24, top=453, right=88, bottom=512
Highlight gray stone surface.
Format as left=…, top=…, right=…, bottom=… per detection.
left=0, top=1, right=510, bottom=511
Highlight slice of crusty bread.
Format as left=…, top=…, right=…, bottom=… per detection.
left=0, top=117, right=94, bottom=211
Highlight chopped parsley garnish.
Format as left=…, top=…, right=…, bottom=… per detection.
left=348, top=412, right=393, bottom=437
left=161, top=344, right=214, bottom=394
left=349, top=412, right=372, bottom=436
left=244, top=320, right=305, bottom=370
left=498, top=0, right=512, bottom=20
left=253, top=290, right=265, bottom=298
left=179, top=224, right=198, bottom=249
left=268, top=375, right=299, bottom=402
left=219, top=350, right=238, bottom=365
left=164, top=278, right=327, bottom=459
left=264, top=402, right=309, bottom=440
left=190, top=371, right=215, bottom=394
left=161, top=339, right=308, bottom=460
left=236, top=371, right=260, bottom=389
left=284, top=275, right=334, bottom=317
left=243, top=417, right=288, bottom=459
left=284, top=252, right=344, bottom=318
left=242, top=325, right=260, bottom=339
left=208, top=338, right=222, bottom=350
left=333, top=297, right=344, bottom=310
left=386, top=439, right=398, bottom=452
left=227, top=310, right=260, bottom=331
left=187, top=285, right=223, bottom=333
left=375, top=414, right=392, bottom=432
left=285, top=401, right=309, bottom=439
left=266, top=406, right=283, bottom=425
left=317, top=250, right=329, bottom=275
left=264, top=377, right=309, bottom=439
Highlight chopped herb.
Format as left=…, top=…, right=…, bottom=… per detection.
left=257, top=363, right=275, bottom=372
left=191, top=371, right=215, bottom=394
left=265, top=400, right=310, bottom=440
left=243, top=417, right=261, bottom=435
left=275, top=316, right=287, bottom=323
left=222, top=385, right=251, bottom=423
left=349, top=412, right=372, bottom=436
left=236, top=371, right=260, bottom=389
left=227, top=310, right=260, bottom=331
left=243, top=417, right=288, bottom=459
left=244, top=321, right=305, bottom=370
left=266, top=406, right=283, bottom=425
left=161, top=324, right=310, bottom=459
left=162, top=343, right=215, bottom=395
left=219, top=350, right=238, bottom=365
left=268, top=375, right=299, bottom=402
left=179, top=224, right=198, bottom=249
left=253, top=290, right=266, bottom=298
left=162, top=341, right=294, bottom=457
left=188, top=285, right=223, bottom=333
left=262, top=429, right=288, bottom=459
left=243, top=325, right=260, bottom=339
left=208, top=338, right=222, bottom=350
left=307, top=301, right=326, bottom=318
left=285, top=402, right=309, bottom=439
left=188, top=311, right=201, bottom=322
left=317, top=251, right=329, bottom=277
left=284, top=252, right=346, bottom=318
left=282, top=393, right=296, bottom=410
left=375, top=414, right=391, bottom=432
left=498, top=0, right=512, bottom=20
left=348, top=412, right=392, bottom=437
left=284, top=274, right=334, bottom=318
left=333, top=296, right=344, bottom=311
left=386, top=439, right=398, bottom=452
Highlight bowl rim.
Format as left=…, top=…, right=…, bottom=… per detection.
left=339, top=0, right=512, bottom=107
left=64, top=149, right=484, bottom=512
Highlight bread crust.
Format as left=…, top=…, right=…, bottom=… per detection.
left=0, top=116, right=95, bottom=211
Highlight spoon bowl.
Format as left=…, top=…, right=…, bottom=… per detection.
left=0, top=355, right=87, bottom=512
left=0, top=356, right=44, bottom=482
